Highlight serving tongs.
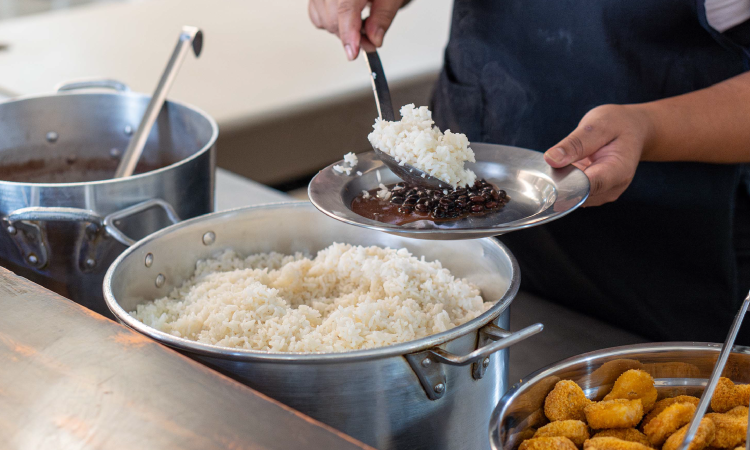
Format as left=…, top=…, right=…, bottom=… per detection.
left=360, top=36, right=449, bottom=190
left=677, top=291, right=750, bottom=450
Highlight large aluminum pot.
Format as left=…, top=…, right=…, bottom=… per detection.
left=104, top=201, right=542, bottom=450
left=490, top=342, right=750, bottom=450
left=0, top=80, right=217, bottom=317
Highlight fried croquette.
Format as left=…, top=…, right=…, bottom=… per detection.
left=726, top=406, right=749, bottom=417
left=711, top=378, right=750, bottom=413
left=643, top=402, right=696, bottom=446
left=583, top=437, right=652, bottom=450
left=706, top=412, right=747, bottom=449
left=585, top=400, right=644, bottom=429
left=519, top=436, right=579, bottom=450
left=662, top=418, right=716, bottom=450
left=534, top=420, right=591, bottom=447
left=603, top=370, right=659, bottom=412
left=546, top=380, right=592, bottom=422
left=592, top=429, right=652, bottom=448
left=640, top=396, right=700, bottom=431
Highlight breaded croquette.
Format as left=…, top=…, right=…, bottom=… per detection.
left=726, top=406, right=749, bottom=417
left=643, top=402, right=696, bottom=446
left=603, top=370, right=659, bottom=412
left=545, top=380, right=592, bottom=422
left=592, top=429, right=652, bottom=448
left=585, top=400, right=644, bottom=429
left=534, top=420, right=591, bottom=447
left=710, top=378, right=750, bottom=413
left=583, top=437, right=652, bottom=450
left=706, top=412, right=747, bottom=449
left=640, top=396, right=700, bottom=431
left=520, top=436, right=579, bottom=450
left=662, top=418, right=716, bottom=450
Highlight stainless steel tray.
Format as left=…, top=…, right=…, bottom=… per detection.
left=308, top=144, right=590, bottom=240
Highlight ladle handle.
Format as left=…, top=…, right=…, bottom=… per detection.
left=361, top=37, right=395, bottom=122
left=677, top=291, right=750, bottom=450
left=114, top=26, right=203, bottom=178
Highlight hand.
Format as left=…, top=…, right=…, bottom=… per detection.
left=543, top=104, right=653, bottom=206
left=308, top=0, right=406, bottom=60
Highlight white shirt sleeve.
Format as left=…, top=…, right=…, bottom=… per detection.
left=705, top=0, right=750, bottom=33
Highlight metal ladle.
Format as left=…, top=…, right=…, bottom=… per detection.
left=360, top=37, right=450, bottom=190
left=114, top=26, right=203, bottom=178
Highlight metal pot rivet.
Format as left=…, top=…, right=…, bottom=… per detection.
left=145, top=253, right=154, bottom=268
left=46, top=131, right=58, bottom=143
left=433, top=383, right=445, bottom=394
left=124, top=125, right=133, bottom=135
left=6, top=225, right=16, bottom=235
left=85, top=258, right=96, bottom=268
left=482, top=357, right=490, bottom=368
left=110, top=148, right=121, bottom=158
left=27, top=254, right=38, bottom=265
left=155, top=274, right=165, bottom=288
left=421, top=358, right=432, bottom=367
left=202, top=231, right=216, bottom=245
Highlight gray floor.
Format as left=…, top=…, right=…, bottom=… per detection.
left=507, top=291, right=648, bottom=382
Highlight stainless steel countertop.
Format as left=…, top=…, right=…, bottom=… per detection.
left=0, top=266, right=373, bottom=450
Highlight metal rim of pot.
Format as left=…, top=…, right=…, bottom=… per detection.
left=0, top=79, right=219, bottom=249
left=489, top=341, right=750, bottom=450
left=0, top=79, right=218, bottom=189
left=103, top=201, right=538, bottom=365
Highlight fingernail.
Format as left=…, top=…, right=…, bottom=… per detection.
left=344, top=44, right=356, bottom=61
left=373, top=28, right=385, bottom=46
left=545, top=147, right=567, bottom=164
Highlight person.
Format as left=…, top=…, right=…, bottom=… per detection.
left=308, top=0, right=750, bottom=343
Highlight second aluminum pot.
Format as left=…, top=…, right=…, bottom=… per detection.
left=103, top=202, right=542, bottom=450
left=0, top=80, right=217, bottom=317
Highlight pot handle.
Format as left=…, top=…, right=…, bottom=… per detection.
left=430, top=323, right=543, bottom=366
left=7, top=206, right=102, bottom=224
left=55, top=79, right=131, bottom=93
left=4, top=199, right=180, bottom=264
left=405, top=322, right=543, bottom=400
left=103, top=199, right=180, bottom=246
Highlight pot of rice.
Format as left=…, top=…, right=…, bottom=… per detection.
left=103, top=202, right=539, bottom=450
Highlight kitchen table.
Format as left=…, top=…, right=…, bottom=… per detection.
left=0, top=265, right=374, bottom=450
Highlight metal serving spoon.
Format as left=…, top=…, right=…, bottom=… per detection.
left=676, top=290, right=750, bottom=450
left=360, top=37, right=449, bottom=190
left=114, top=26, right=203, bottom=178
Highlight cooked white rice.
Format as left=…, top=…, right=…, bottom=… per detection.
left=131, top=243, right=491, bottom=353
left=333, top=152, right=359, bottom=175
left=368, top=104, right=477, bottom=188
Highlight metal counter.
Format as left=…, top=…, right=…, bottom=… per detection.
left=0, top=266, right=373, bottom=450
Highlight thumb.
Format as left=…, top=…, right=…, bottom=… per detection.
left=364, top=0, right=403, bottom=47
left=544, top=122, right=616, bottom=168
left=338, top=0, right=368, bottom=60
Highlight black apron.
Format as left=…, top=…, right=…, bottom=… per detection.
left=432, top=0, right=750, bottom=343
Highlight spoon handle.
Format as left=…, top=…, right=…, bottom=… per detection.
left=114, top=26, right=203, bottom=178
left=677, top=291, right=750, bottom=450
left=361, top=37, right=396, bottom=122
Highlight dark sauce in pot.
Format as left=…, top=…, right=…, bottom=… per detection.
left=351, top=179, right=510, bottom=225
left=0, top=158, right=164, bottom=183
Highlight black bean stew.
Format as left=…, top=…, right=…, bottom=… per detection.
left=350, top=179, right=510, bottom=225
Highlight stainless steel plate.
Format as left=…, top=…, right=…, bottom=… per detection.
left=309, top=143, right=590, bottom=240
